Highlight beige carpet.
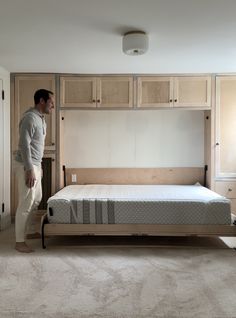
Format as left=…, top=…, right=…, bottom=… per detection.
left=1, top=226, right=236, bottom=318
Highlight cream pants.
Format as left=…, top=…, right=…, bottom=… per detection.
left=15, top=161, right=42, bottom=242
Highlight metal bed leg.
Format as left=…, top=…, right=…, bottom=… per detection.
left=41, top=216, right=47, bottom=249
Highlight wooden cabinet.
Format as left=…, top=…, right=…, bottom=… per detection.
left=215, top=76, right=236, bottom=178
left=137, top=77, right=173, bottom=108
left=60, top=76, right=133, bottom=108
left=215, top=181, right=236, bottom=214
left=231, top=199, right=236, bottom=215
left=13, top=75, right=56, bottom=151
left=137, top=76, right=211, bottom=108
left=12, top=74, right=56, bottom=217
left=215, top=181, right=236, bottom=199
left=173, top=76, right=211, bottom=108
left=97, top=77, right=133, bottom=108
left=60, top=77, right=96, bottom=108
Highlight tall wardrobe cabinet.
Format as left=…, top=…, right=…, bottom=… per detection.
left=214, top=76, right=236, bottom=213
left=11, top=75, right=56, bottom=217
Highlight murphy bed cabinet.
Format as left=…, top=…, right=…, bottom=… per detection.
left=60, top=76, right=133, bottom=108
left=214, top=76, right=236, bottom=214
left=137, top=76, right=211, bottom=108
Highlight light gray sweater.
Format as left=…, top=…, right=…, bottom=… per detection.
left=15, top=107, right=46, bottom=170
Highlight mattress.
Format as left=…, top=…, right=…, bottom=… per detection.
left=47, top=184, right=231, bottom=225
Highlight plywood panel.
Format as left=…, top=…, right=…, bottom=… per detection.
left=65, top=167, right=204, bottom=186
left=62, top=110, right=204, bottom=168
left=43, top=222, right=236, bottom=237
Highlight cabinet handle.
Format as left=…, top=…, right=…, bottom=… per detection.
left=174, top=99, right=177, bottom=102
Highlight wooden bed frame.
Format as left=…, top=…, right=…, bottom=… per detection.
left=41, top=167, right=236, bottom=248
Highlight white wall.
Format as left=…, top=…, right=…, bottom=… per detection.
left=63, top=110, right=204, bottom=168
left=0, top=66, right=11, bottom=230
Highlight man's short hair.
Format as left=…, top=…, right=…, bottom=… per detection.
left=34, top=89, right=53, bottom=104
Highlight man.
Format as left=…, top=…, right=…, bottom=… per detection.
left=15, top=89, right=54, bottom=253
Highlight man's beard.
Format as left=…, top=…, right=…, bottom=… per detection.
left=45, top=105, right=51, bottom=114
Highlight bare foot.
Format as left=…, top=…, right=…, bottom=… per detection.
left=26, top=232, right=41, bottom=240
left=15, top=242, right=35, bottom=253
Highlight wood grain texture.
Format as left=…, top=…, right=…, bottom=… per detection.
left=43, top=221, right=236, bottom=237
left=65, top=167, right=204, bottom=186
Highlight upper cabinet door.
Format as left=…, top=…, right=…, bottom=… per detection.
left=60, top=77, right=97, bottom=108
left=215, top=76, right=236, bottom=178
left=137, top=77, right=173, bottom=108
left=173, top=76, right=211, bottom=108
left=96, top=77, right=133, bottom=108
left=14, top=75, right=56, bottom=151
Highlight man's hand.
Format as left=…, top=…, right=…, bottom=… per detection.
left=25, top=169, right=36, bottom=188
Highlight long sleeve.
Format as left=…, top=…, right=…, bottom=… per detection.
left=18, top=116, right=35, bottom=171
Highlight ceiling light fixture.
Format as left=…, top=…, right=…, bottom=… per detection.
left=122, top=31, right=149, bottom=56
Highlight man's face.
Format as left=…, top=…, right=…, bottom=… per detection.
left=40, top=94, right=55, bottom=114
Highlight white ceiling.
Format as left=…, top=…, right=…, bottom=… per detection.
left=0, top=0, right=236, bottom=73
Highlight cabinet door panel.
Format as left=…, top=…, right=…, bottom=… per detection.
left=174, top=76, right=211, bottom=108
left=60, top=77, right=96, bottom=108
left=14, top=75, right=56, bottom=150
left=216, top=76, right=236, bottom=178
left=215, top=181, right=236, bottom=198
left=97, top=77, right=133, bottom=108
left=137, top=77, right=173, bottom=108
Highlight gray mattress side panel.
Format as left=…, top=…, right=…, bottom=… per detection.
left=47, top=199, right=231, bottom=225
left=113, top=200, right=231, bottom=225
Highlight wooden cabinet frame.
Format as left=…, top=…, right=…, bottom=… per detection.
left=96, top=77, right=133, bottom=108
left=60, top=76, right=97, bottom=108
left=215, top=76, right=236, bottom=179
left=137, top=76, right=174, bottom=108
left=173, top=76, right=211, bottom=108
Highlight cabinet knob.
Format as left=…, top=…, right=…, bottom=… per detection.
left=216, top=142, right=219, bottom=146
left=97, top=99, right=101, bottom=103
left=174, top=99, right=177, bottom=102
left=228, top=188, right=232, bottom=192
left=51, top=142, right=55, bottom=146
left=170, top=99, right=173, bottom=102
left=92, top=99, right=96, bottom=103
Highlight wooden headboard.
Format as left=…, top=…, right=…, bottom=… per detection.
left=64, top=167, right=205, bottom=186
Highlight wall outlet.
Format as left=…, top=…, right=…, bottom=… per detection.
left=71, top=174, right=77, bottom=183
